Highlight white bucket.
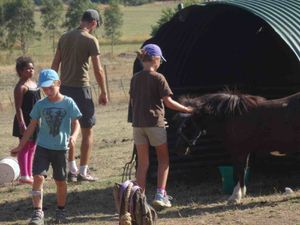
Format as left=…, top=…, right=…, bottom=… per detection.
left=0, top=157, right=20, bottom=184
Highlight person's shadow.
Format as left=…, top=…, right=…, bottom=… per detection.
left=0, top=185, right=119, bottom=224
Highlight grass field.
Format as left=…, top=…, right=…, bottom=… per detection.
left=0, top=1, right=180, bottom=65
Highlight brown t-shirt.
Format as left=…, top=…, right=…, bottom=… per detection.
left=129, top=70, right=173, bottom=127
left=58, top=28, right=100, bottom=87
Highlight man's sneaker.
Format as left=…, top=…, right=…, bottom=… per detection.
left=77, top=173, right=97, bottom=182
left=55, top=208, right=67, bottom=224
left=67, top=172, right=77, bottom=183
left=152, top=192, right=172, bottom=209
left=28, top=209, right=44, bottom=225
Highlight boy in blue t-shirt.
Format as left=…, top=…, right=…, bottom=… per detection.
left=11, top=69, right=82, bottom=225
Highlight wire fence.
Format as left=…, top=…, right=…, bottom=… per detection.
left=0, top=63, right=133, bottom=111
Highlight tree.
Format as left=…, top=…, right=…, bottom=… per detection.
left=3, top=0, right=41, bottom=54
left=150, top=7, right=175, bottom=37
left=40, top=0, right=64, bottom=52
left=151, top=0, right=202, bottom=37
left=63, top=0, right=96, bottom=30
left=123, top=0, right=153, bottom=6
left=0, top=3, right=6, bottom=49
left=104, top=0, right=123, bottom=54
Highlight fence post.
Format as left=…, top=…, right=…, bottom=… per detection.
left=104, top=65, right=111, bottom=102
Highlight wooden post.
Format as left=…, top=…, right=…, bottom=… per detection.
left=104, top=65, right=111, bottom=101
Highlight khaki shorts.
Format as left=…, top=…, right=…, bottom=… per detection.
left=133, top=127, right=167, bottom=147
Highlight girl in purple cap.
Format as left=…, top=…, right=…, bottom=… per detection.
left=129, top=43, right=193, bottom=209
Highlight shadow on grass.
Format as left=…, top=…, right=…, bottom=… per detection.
left=152, top=161, right=300, bottom=219
left=0, top=185, right=118, bottom=224
left=2, top=159, right=300, bottom=223
left=161, top=195, right=300, bottom=219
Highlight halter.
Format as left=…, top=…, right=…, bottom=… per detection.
left=177, top=116, right=206, bottom=148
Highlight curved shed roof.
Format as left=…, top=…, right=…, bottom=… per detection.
left=134, top=0, right=300, bottom=97
left=216, top=0, right=300, bottom=61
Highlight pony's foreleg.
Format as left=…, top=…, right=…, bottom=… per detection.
left=227, top=157, right=248, bottom=204
left=241, top=153, right=250, bottom=197
left=228, top=182, right=242, bottom=204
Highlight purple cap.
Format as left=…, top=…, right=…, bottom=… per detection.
left=142, top=44, right=166, bottom=62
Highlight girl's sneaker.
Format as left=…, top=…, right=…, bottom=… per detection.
left=152, top=192, right=172, bottom=209
left=19, top=177, right=33, bottom=184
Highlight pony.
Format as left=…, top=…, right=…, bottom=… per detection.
left=174, top=90, right=300, bottom=203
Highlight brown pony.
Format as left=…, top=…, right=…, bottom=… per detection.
left=175, top=90, right=300, bottom=203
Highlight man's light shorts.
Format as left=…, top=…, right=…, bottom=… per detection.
left=133, top=127, right=167, bottom=147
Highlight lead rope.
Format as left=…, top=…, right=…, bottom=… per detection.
left=120, top=182, right=133, bottom=225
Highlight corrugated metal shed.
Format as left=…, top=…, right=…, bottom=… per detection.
left=215, top=0, right=300, bottom=61
left=131, top=0, right=300, bottom=178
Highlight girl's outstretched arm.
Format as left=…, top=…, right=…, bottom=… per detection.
left=10, top=119, right=38, bottom=156
left=163, top=96, right=193, bottom=113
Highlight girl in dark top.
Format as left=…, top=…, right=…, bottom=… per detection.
left=129, top=44, right=193, bottom=209
left=13, top=56, right=41, bottom=184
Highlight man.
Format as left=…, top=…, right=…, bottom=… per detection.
left=52, top=9, right=108, bottom=182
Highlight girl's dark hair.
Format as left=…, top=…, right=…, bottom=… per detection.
left=15, top=56, right=34, bottom=76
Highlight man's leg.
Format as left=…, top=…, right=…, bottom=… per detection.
left=78, top=127, right=96, bottom=181
left=67, top=144, right=78, bottom=182
left=60, top=86, right=79, bottom=181
left=80, top=127, right=93, bottom=167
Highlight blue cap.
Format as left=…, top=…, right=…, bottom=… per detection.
left=38, top=69, right=59, bottom=88
left=143, top=44, right=166, bottom=62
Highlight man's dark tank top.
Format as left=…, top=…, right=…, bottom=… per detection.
left=13, top=87, right=41, bottom=138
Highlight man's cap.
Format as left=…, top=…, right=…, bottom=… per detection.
left=82, top=9, right=101, bottom=27
left=142, top=44, right=166, bottom=62
left=38, top=69, right=59, bottom=88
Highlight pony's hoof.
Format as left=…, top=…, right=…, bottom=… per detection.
left=227, top=197, right=241, bottom=205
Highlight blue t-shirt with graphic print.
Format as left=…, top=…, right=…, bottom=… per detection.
left=30, top=96, right=82, bottom=150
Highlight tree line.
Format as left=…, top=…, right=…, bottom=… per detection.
left=0, top=0, right=202, bottom=55
left=0, top=0, right=123, bottom=55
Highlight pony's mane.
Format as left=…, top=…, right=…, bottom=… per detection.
left=180, top=90, right=266, bottom=118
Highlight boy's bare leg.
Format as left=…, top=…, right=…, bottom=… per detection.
left=55, top=180, right=67, bottom=207
left=135, top=144, right=149, bottom=191
left=155, top=143, right=169, bottom=190
left=32, top=175, right=44, bottom=208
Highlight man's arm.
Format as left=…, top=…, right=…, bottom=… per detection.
left=51, top=48, right=61, bottom=72
left=91, top=54, right=108, bottom=105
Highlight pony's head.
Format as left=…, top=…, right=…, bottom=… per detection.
left=174, top=90, right=265, bottom=155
